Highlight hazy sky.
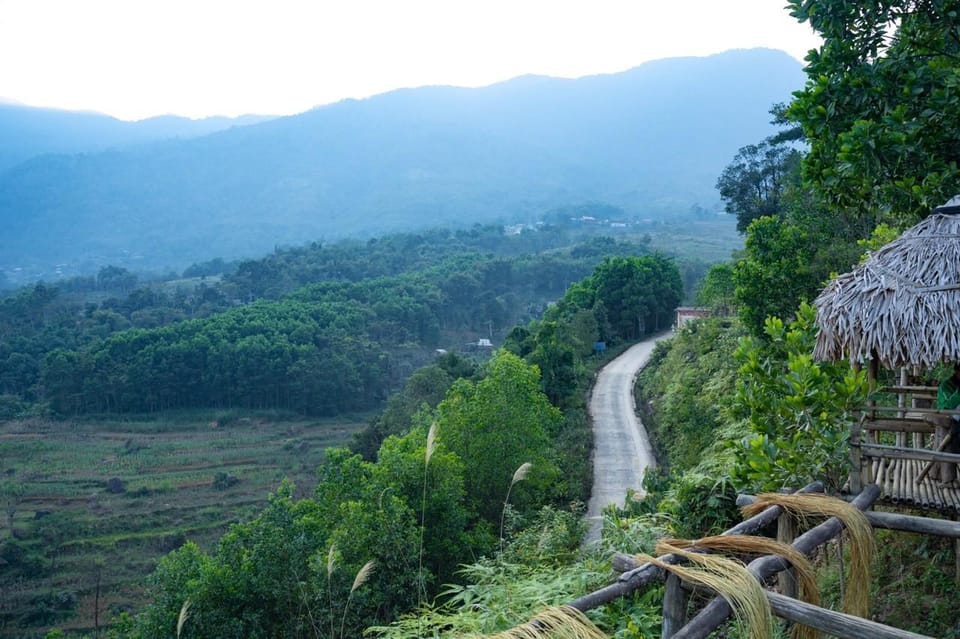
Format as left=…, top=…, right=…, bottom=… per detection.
left=0, top=0, right=821, bottom=122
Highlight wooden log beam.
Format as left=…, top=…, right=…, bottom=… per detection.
left=662, top=573, right=689, bottom=639
left=670, top=485, right=881, bottom=639
left=862, top=419, right=935, bottom=434
left=614, top=553, right=937, bottom=639
left=861, top=444, right=960, bottom=464
left=866, top=510, right=960, bottom=538
left=766, top=591, right=934, bottom=639
left=740, top=492, right=960, bottom=538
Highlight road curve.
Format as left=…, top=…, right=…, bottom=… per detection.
left=585, top=333, right=670, bottom=544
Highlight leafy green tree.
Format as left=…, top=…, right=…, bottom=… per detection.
left=695, top=263, right=736, bottom=316
left=787, top=0, right=960, bottom=223
left=733, top=216, right=823, bottom=335
left=435, top=351, right=562, bottom=526
left=731, top=303, right=868, bottom=492
left=716, top=140, right=802, bottom=232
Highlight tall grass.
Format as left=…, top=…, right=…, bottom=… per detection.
left=339, top=560, right=375, bottom=639
left=500, top=462, right=532, bottom=553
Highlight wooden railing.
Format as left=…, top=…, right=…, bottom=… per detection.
left=518, top=482, right=960, bottom=639
left=851, top=384, right=960, bottom=507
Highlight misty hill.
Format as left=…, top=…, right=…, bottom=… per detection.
left=0, top=102, right=272, bottom=172
left=0, top=48, right=804, bottom=282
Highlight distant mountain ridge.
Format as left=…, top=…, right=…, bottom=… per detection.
left=0, top=48, right=804, bottom=282
left=0, top=103, right=273, bottom=172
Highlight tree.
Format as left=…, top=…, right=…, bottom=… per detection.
left=732, top=303, right=868, bottom=492
left=787, top=0, right=960, bottom=223
left=434, top=351, right=562, bottom=526
left=695, top=263, right=736, bottom=316
left=716, top=140, right=802, bottom=232
left=733, top=216, right=823, bottom=336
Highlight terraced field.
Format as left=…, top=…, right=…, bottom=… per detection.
left=0, top=413, right=368, bottom=637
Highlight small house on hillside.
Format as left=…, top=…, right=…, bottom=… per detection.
left=674, top=306, right=711, bottom=328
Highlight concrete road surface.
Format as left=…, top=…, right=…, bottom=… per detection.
left=585, top=334, right=670, bottom=544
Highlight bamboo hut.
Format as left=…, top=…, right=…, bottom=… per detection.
left=813, top=196, right=960, bottom=511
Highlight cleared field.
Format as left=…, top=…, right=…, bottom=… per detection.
left=0, top=412, right=368, bottom=637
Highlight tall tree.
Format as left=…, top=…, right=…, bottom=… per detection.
left=787, top=0, right=960, bottom=223
left=716, top=140, right=802, bottom=232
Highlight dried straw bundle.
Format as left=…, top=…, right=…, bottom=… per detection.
left=664, top=535, right=820, bottom=639
left=483, top=606, right=606, bottom=639
left=634, top=541, right=774, bottom=639
left=741, top=493, right=874, bottom=618
left=814, top=211, right=960, bottom=368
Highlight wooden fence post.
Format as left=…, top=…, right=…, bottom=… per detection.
left=662, top=573, right=688, bottom=639
left=777, top=511, right=798, bottom=600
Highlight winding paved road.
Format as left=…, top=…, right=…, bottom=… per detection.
left=585, top=333, right=670, bottom=543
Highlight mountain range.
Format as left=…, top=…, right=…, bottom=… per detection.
left=0, top=48, right=805, bottom=283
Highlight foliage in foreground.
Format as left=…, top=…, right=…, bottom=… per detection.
left=731, top=303, right=868, bottom=493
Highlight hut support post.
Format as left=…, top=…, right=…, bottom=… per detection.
left=661, top=573, right=688, bottom=638
left=849, top=362, right=865, bottom=494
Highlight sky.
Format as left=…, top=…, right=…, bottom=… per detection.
left=0, top=0, right=821, bottom=122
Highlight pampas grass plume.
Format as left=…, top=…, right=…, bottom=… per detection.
left=327, top=544, right=337, bottom=578
left=511, top=462, right=533, bottom=487
left=425, top=422, right=438, bottom=466
left=176, top=599, right=191, bottom=638
left=351, top=559, right=376, bottom=593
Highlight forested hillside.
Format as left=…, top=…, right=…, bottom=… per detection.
left=0, top=225, right=680, bottom=422
left=0, top=48, right=800, bottom=283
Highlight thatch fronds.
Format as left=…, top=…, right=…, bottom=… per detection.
left=483, top=606, right=607, bottom=639
left=635, top=541, right=774, bottom=639
left=814, top=210, right=960, bottom=368
left=665, top=535, right=820, bottom=639
left=741, top=493, right=873, bottom=617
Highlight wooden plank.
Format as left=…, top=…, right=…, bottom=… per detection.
left=662, top=573, right=688, bottom=639
left=863, top=419, right=935, bottom=434
left=861, top=444, right=960, bottom=464
left=880, top=385, right=938, bottom=395
left=777, top=512, right=798, bottom=599
left=766, top=591, right=934, bottom=639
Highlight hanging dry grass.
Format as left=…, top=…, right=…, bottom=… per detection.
left=741, top=493, right=874, bottom=618
left=665, top=535, right=820, bottom=639
left=480, top=606, right=607, bottom=639
left=814, top=211, right=960, bottom=368
left=634, top=541, right=774, bottom=639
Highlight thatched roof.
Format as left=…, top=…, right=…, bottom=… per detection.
left=814, top=198, right=960, bottom=369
